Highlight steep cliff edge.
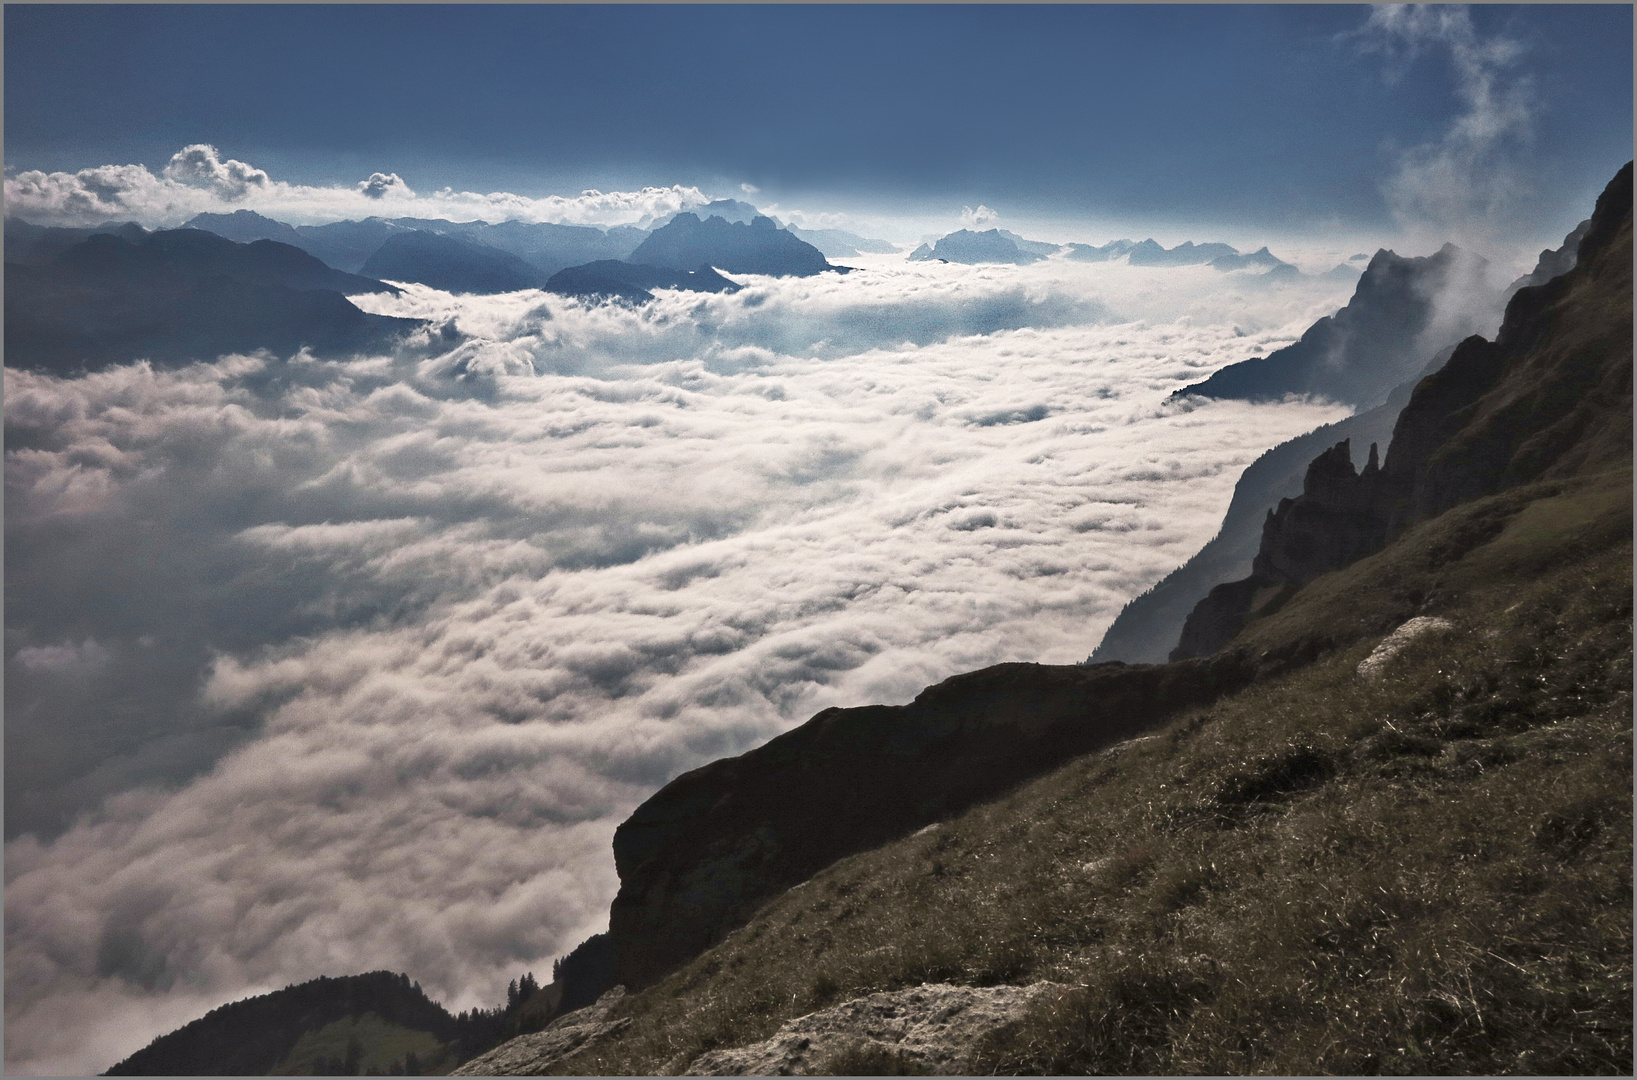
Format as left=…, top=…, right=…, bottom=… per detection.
left=1172, top=242, right=1496, bottom=409
left=1173, top=162, right=1632, bottom=661
left=604, top=655, right=1272, bottom=992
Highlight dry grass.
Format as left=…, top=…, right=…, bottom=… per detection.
left=555, top=469, right=1632, bottom=1075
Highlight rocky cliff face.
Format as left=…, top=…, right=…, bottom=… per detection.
left=1173, top=242, right=1496, bottom=409
left=1172, top=162, right=1632, bottom=661
left=600, top=654, right=1272, bottom=993
left=1090, top=357, right=1430, bottom=665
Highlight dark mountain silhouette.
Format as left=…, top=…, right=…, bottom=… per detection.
left=907, top=229, right=1045, bottom=265
left=1505, top=215, right=1592, bottom=299
left=287, top=218, right=410, bottom=273
left=360, top=230, right=541, bottom=293
left=1104, top=206, right=1607, bottom=665
left=628, top=213, right=838, bottom=276
left=462, top=220, right=646, bottom=277
left=103, top=971, right=497, bottom=1076
left=650, top=202, right=898, bottom=257
left=997, top=229, right=1062, bottom=257
left=544, top=260, right=741, bottom=303
left=1172, top=242, right=1497, bottom=409
left=5, top=229, right=419, bottom=372
left=1173, top=162, right=1632, bottom=660
left=183, top=213, right=649, bottom=280
left=1208, top=246, right=1294, bottom=272
left=5, top=217, right=151, bottom=264
left=656, top=199, right=763, bottom=226
left=1091, top=329, right=1463, bottom=666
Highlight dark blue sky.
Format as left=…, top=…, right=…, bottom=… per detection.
left=5, top=4, right=1632, bottom=234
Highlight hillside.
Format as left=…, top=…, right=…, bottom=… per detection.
left=547, top=464, right=1629, bottom=1075
left=462, top=163, right=1633, bottom=1075
left=1175, top=162, right=1632, bottom=660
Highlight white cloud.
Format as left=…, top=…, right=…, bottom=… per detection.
left=1352, top=5, right=1537, bottom=248
left=3, top=146, right=716, bottom=228
left=3, top=255, right=1359, bottom=1075
left=960, top=204, right=1000, bottom=227
left=740, top=183, right=760, bottom=195
left=357, top=171, right=415, bottom=200
left=161, top=143, right=271, bottom=200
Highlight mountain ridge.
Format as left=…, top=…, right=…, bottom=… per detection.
left=1173, top=161, right=1632, bottom=661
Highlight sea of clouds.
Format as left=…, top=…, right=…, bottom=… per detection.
left=5, top=254, right=1371, bottom=1074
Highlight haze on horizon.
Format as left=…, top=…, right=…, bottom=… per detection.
left=3, top=5, right=1632, bottom=1076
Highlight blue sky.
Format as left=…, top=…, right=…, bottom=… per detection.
left=3, top=4, right=1632, bottom=242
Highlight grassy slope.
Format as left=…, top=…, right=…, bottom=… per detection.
left=558, top=464, right=1632, bottom=1075
left=269, top=1013, right=447, bottom=1076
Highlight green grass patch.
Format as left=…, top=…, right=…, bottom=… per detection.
left=270, top=1013, right=446, bottom=1076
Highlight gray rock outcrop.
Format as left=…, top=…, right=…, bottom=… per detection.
left=450, top=987, right=629, bottom=1076
left=682, top=982, right=1065, bottom=1076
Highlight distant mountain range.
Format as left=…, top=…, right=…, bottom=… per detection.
left=910, top=229, right=1298, bottom=274
left=3, top=221, right=420, bottom=372
left=184, top=210, right=648, bottom=279
left=179, top=206, right=880, bottom=294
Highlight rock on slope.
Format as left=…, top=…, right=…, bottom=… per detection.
left=1173, top=161, right=1632, bottom=660
left=682, top=982, right=1066, bottom=1076
left=450, top=988, right=630, bottom=1076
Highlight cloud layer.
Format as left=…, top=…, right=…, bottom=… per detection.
left=4, top=143, right=717, bottom=229
left=3, top=255, right=1357, bottom=1074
